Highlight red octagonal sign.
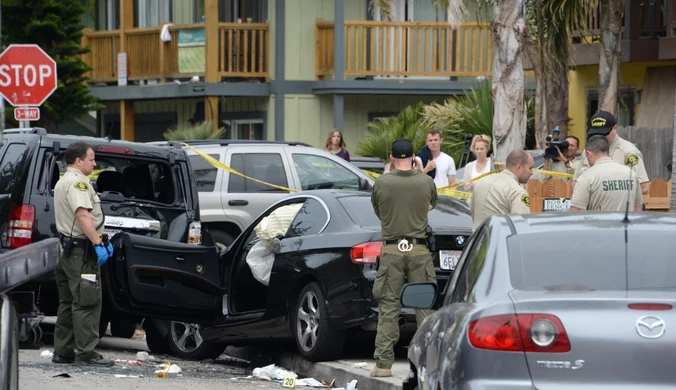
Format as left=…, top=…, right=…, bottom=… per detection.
left=0, top=44, right=57, bottom=107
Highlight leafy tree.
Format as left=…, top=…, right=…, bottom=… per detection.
left=164, top=121, right=226, bottom=141
left=1, top=0, right=103, bottom=132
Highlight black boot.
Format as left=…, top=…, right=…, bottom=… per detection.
left=74, top=354, right=114, bottom=367
left=52, top=354, right=74, bottom=364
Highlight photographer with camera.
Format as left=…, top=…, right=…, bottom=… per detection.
left=542, top=127, right=580, bottom=182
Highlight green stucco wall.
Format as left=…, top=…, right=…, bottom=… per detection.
left=284, top=94, right=448, bottom=152
left=285, top=0, right=367, bottom=80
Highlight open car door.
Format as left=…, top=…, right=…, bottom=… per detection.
left=103, top=233, right=223, bottom=325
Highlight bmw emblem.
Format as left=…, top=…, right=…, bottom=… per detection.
left=456, top=236, right=465, bottom=247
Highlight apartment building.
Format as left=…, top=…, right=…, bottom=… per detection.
left=564, top=0, right=676, bottom=146
left=84, top=0, right=494, bottom=148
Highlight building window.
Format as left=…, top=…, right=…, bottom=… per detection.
left=219, top=0, right=267, bottom=23
left=224, top=119, right=264, bottom=140
left=95, top=0, right=120, bottom=30
left=135, top=0, right=172, bottom=28
left=586, top=87, right=637, bottom=127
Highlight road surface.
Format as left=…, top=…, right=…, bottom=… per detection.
left=19, top=332, right=290, bottom=390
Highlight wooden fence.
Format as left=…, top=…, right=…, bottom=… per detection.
left=616, top=127, right=673, bottom=181
left=527, top=178, right=672, bottom=212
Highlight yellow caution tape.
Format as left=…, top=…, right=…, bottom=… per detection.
left=360, top=169, right=477, bottom=200
left=493, top=161, right=573, bottom=179
left=182, top=143, right=300, bottom=193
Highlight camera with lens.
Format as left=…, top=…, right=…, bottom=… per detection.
left=544, top=126, right=569, bottom=160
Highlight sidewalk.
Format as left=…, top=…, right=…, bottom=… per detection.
left=276, top=354, right=409, bottom=390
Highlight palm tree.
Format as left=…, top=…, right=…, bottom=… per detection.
left=369, top=0, right=528, bottom=162
left=163, top=121, right=226, bottom=141
left=422, top=78, right=537, bottom=164
left=526, top=0, right=599, bottom=146
left=356, top=102, right=433, bottom=161
left=597, top=0, right=624, bottom=116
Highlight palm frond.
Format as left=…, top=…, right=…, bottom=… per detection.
left=421, top=79, right=536, bottom=165
left=356, top=102, right=432, bottom=161
left=163, top=121, right=226, bottom=141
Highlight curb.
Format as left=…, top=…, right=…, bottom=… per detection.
left=276, top=354, right=403, bottom=390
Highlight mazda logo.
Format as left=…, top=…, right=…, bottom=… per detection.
left=636, top=316, right=666, bottom=339
left=455, top=236, right=465, bottom=246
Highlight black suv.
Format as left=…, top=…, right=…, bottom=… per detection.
left=1, top=128, right=204, bottom=348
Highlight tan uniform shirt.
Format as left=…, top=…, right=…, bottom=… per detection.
left=570, top=157, right=643, bottom=211
left=54, top=167, right=104, bottom=237
left=471, top=170, right=531, bottom=230
left=573, top=135, right=649, bottom=184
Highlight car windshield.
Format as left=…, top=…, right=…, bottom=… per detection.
left=507, top=229, right=676, bottom=291
left=338, top=195, right=472, bottom=229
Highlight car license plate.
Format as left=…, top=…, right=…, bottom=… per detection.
left=439, top=250, right=462, bottom=270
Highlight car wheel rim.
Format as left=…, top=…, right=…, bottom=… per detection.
left=170, top=322, right=204, bottom=353
left=296, top=290, right=320, bottom=352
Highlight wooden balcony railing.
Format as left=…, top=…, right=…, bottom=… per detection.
left=316, top=19, right=492, bottom=79
left=82, top=22, right=270, bottom=85
left=217, top=22, right=270, bottom=79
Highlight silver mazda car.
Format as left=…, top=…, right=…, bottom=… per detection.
left=401, top=211, right=676, bottom=389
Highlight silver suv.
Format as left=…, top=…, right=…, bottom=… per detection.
left=157, top=140, right=375, bottom=246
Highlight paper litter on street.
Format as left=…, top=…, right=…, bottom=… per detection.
left=252, top=363, right=298, bottom=381
left=40, top=350, right=53, bottom=359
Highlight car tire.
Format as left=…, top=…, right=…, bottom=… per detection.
left=168, top=321, right=227, bottom=361
left=110, top=318, right=137, bottom=339
left=292, top=282, right=346, bottom=362
left=210, top=229, right=235, bottom=248
left=144, top=320, right=170, bottom=355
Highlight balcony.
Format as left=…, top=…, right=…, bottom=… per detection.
left=82, top=22, right=270, bottom=85
left=316, top=20, right=492, bottom=80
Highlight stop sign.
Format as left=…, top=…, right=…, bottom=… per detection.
left=0, top=44, right=57, bottom=107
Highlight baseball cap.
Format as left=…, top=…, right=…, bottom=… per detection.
left=588, top=110, right=617, bottom=137
left=391, top=139, right=413, bottom=159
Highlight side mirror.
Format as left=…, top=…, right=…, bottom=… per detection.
left=400, top=282, right=438, bottom=309
left=359, top=177, right=372, bottom=191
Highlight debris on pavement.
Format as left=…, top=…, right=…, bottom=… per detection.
left=40, top=350, right=53, bottom=359
left=352, top=362, right=368, bottom=369
left=114, top=374, right=144, bottom=378
left=136, top=351, right=160, bottom=362
left=114, top=359, right=143, bottom=366
left=155, top=362, right=182, bottom=377
left=52, top=373, right=72, bottom=378
left=252, top=363, right=298, bottom=381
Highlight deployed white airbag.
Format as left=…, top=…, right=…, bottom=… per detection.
left=246, top=203, right=303, bottom=285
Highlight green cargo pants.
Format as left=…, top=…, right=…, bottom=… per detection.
left=372, top=244, right=437, bottom=369
left=54, top=247, right=102, bottom=361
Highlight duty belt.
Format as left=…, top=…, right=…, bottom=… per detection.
left=384, top=237, right=426, bottom=253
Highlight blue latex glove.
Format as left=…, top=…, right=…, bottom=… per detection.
left=94, top=245, right=109, bottom=266
left=106, top=242, right=114, bottom=257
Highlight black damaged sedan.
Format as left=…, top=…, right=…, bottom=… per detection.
left=103, top=190, right=473, bottom=361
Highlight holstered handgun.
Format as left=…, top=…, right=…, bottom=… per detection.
left=59, top=234, right=73, bottom=257
left=426, top=225, right=436, bottom=252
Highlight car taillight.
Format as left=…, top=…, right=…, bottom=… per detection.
left=188, top=221, right=201, bottom=245
left=96, top=145, right=135, bottom=155
left=468, top=314, right=570, bottom=353
left=8, top=204, right=35, bottom=249
left=351, top=241, right=383, bottom=264
left=628, top=303, right=673, bottom=310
